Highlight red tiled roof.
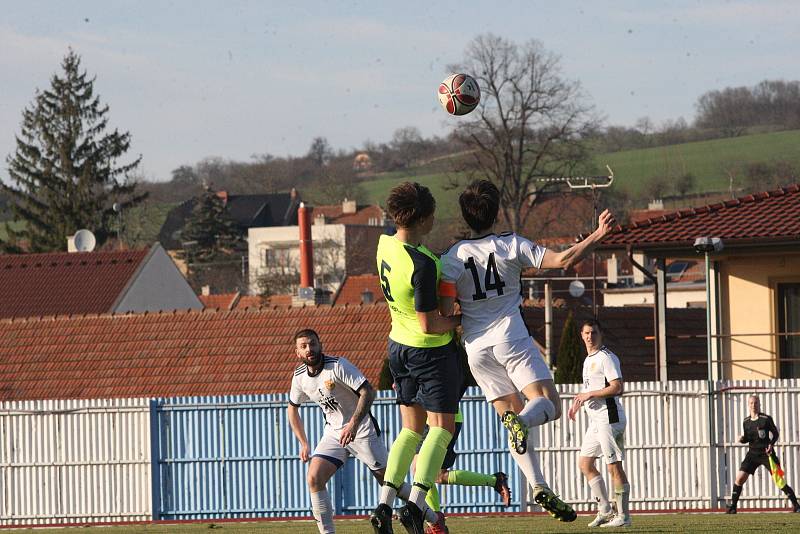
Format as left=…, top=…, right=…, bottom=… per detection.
left=0, top=249, right=150, bottom=319
left=602, top=184, right=800, bottom=249
left=198, top=293, right=240, bottom=310
left=0, top=302, right=709, bottom=401
left=313, top=204, right=385, bottom=226
left=0, top=305, right=392, bottom=401
left=334, top=274, right=385, bottom=305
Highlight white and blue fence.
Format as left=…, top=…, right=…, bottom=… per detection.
left=2, top=381, right=799, bottom=525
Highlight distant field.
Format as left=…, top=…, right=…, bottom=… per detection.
left=21, top=512, right=800, bottom=534
left=359, top=130, right=800, bottom=210
left=598, top=129, right=800, bottom=194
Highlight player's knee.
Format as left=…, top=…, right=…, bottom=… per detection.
left=307, top=470, right=325, bottom=490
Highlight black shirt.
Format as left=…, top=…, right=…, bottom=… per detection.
left=742, top=413, right=779, bottom=452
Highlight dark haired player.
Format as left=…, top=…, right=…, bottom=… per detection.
left=371, top=182, right=464, bottom=534
left=287, top=329, right=431, bottom=533
left=570, top=319, right=631, bottom=528
left=439, top=179, right=615, bottom=523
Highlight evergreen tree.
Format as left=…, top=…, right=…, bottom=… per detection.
left=179, top=186, right=244, bottom=292
left=1, top=49, right=145, bottom=253
left=554, top=311, right=584, bottom=384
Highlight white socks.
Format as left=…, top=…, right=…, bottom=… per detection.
left=310, top=489, right=335, bottom=534
left=589, top=476, right=612, bottom=514
left=519, top=396, right=556, bottom=427
left=511, top=433, right=546, bottom=487
left=615, top=483, right=631, bottom=518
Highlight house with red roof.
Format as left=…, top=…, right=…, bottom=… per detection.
left=247, top=199, right=390, bottom=297
left=0, top=243, right=202, bottom=319
left=600, top=183, right=800, bottom=381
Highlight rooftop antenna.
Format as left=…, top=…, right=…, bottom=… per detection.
left=564, top=165, right=614, bottom=318
left=73, top=229, right=96, bottom=252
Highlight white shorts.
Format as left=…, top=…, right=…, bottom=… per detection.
left=313, top=429, right=388, bottom=471
left=579, top=421, right=626, bottom=464
left=466, top=336, right=553, bottom=402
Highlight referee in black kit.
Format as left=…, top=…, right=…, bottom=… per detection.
left=727, top=394, right=800, bottom=513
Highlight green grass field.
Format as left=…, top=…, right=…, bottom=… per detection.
left=358, top=130, right=800, bottom=213
left=21, top=513, right=800, bottom=534
left=598, top=129, right=800, bottom=194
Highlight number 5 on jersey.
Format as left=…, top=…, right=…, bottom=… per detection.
left=465, top=252, right=505, bottom=300
left=379, top=260, right=394, bottom=301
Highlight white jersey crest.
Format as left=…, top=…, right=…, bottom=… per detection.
left=441, top=233, right=546, bottom=350
left=581, top=347, right=626, bottom=424
left=289, top=355, right=375, bottom=437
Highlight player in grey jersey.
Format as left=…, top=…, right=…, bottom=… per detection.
left=287, top=329, right=438, bottom=534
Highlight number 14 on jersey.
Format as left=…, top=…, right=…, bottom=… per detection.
left=465, top=252, right=505, bottom=301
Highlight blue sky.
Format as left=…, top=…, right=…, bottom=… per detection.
left=1, top=1, right=798, bottom=182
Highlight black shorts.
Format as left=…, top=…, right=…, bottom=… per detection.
left=417, top=421, right=463, bottom=470
left=740, top=450, right=770, bottom=475
left=388, top=338, right=463, bottom=414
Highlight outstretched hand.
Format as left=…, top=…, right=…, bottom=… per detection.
left=595, top=209, right=616, bottom=239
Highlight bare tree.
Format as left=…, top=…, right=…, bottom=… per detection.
left=449, top=34, right=599, bottom=232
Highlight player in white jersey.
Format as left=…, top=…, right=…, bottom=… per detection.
left=287, top=329, right=437, bottom=534
left=568, top=319, right=631, bottom=528
left=439, top=180, right=616, bottom=523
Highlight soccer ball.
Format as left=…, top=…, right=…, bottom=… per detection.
left=438, top=73, right=480, bottom=116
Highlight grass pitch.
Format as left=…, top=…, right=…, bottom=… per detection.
left=19, top=512, right=800, bottom=533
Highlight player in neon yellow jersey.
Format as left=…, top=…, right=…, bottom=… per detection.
left=370, top=182, right=464, bottom=534
left=411, top=407, right=512, bottom=534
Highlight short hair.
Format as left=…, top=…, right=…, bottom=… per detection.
left=293, top=328, right=320, bottom=342
left=459, top=180, right=500, bottom=233
left=579, top=319, right=603, bottom=332
left=386, top=182, right=436, bottom=228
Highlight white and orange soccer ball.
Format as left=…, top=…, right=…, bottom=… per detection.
left=437, top=73, right=480, bottom=116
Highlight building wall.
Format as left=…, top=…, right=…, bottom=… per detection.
left=114, top=245, right=203, bottom=313
left=722, top=251, right=800, bottom=379
left=603, top=286, right=706, bottom=308
left=248, top=225, right=346, bottom=294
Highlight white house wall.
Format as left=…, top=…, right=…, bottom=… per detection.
left=248, top=225, right=347, bottom=294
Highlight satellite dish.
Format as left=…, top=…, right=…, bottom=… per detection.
left=568, top=280, right=585, bottom=298
left=73, top=229, right=96, bottom=252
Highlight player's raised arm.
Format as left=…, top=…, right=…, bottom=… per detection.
left=287, top=403, right=311, bottom=462
left=539, top=209, right=616, bottom=271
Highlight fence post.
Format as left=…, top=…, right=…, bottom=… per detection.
left=149, top=399, right=162, bottom=520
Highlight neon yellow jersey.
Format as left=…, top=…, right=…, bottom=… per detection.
left=376, top=234, right=453, bottom=348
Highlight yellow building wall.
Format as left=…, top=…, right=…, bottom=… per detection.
left=722, top=252, right=800, bottom=379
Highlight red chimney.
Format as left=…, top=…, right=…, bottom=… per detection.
left=298, top=202, right=314, bottom=288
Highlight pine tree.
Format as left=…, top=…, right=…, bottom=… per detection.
left=1, top=49, right=145, bottom=253
left=554, top=311, right=584, bottom=384
left=179, top=186, right=244, bottom=292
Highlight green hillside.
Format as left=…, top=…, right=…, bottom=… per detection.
left=598, top=129, right=800, bottom=193
left=359, top=129, right=800, bottom=211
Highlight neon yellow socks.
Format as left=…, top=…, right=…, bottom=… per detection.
left=447, top=470, right=496, bottom=487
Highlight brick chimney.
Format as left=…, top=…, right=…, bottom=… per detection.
left=342, top=198, right=357, bottom=214
left=298, top=202, right=314, bottom=291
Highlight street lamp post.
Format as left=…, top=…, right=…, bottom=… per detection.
left=693, top=236, right=724, bottom=509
